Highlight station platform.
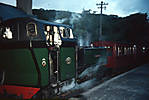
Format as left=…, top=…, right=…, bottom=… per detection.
left=80, top=64, right=149, bottom=100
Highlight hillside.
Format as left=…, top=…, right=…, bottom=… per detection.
left=33, top=9, right=149, bottom=46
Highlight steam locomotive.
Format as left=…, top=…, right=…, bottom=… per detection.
left=0, top=3, right=149, bottom=99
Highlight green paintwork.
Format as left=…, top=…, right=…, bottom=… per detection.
left=0, top=49, right=38, bottom=86
left=59, top=47, right=76, bottom=81
left=33, top=48, right=49, bottom=87
left=84, top=48, right=108, bottom=66
left=0, top=48, right=49, bottom=87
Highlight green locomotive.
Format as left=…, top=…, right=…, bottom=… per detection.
left=0, top=11, right=77, bottom=98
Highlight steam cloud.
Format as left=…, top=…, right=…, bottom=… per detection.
left=61, top=58, right=107, bottom=92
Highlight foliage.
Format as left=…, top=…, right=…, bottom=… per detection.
left=33, top=9, right=56, bottom=21
left=32, top=9, right=149, bottom=44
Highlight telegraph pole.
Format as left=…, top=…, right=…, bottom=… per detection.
left=96, top=1, right=108, bottom=40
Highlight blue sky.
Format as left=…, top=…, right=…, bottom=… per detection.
left=0, top=0, right=149, bottom=17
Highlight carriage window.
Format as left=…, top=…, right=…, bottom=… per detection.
left=128, top=47, right=130, bottom=55
left=26, top=22, right=37, bottom=37
left=0, top=23, right=20, bottom=40
left=130, top=47, right=132, bottom=54
left=118, top=46, right=123, bottom=56
left=59, top=27, right=65, bottom=37
left=45, top=25, right=53, bottom=45
left=65, top=28, right=70, bottom=38
left=117, top=46, right=122, bottom=56
left=124, top=47, right=127, bottom=55
left=54, top=26, right=62, bottom=47
left=133, top=45, right=137, bottom=54
left=59, top=27, right=74, bottom=39
left=69, top=29, right=74, bottom=39
left=2, top=27, right=13, bottom=39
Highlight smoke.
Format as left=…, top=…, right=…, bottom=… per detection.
left=61, top=78, right=76, bottom=92
left=85, top=32, right=91, bottom=46
left=68, top=13, right=90, bottom=47
left=74, top=78, right=97, bottom=90
left=79, top=57, right=107, bottom=78
left=78, top=36, right=83, bottom=46
left=69, top=12, right=81, bottom=25
left=54, top=18, right=67, bottom=23
left=61, top=78, right=97, bottom=92
left=77, top=31, right=91, bottom=46
left=78, top=33, right=91, bottom=47
left=61, top=57, right=107, bottom=92
left=79, top=63, right=99, bottom=78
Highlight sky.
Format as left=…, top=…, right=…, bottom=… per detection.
left=0, top=0, right=149, bottom=17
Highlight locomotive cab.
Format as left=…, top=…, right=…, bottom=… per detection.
left=0, top=3, right=77, bottom=99
left=43, top=23, right=77, bottom=86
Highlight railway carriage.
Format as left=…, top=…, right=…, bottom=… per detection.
left=93, top=41, right=149, bottom=72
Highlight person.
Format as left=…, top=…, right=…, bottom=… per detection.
left=3, top=27, right=13, bottom=39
